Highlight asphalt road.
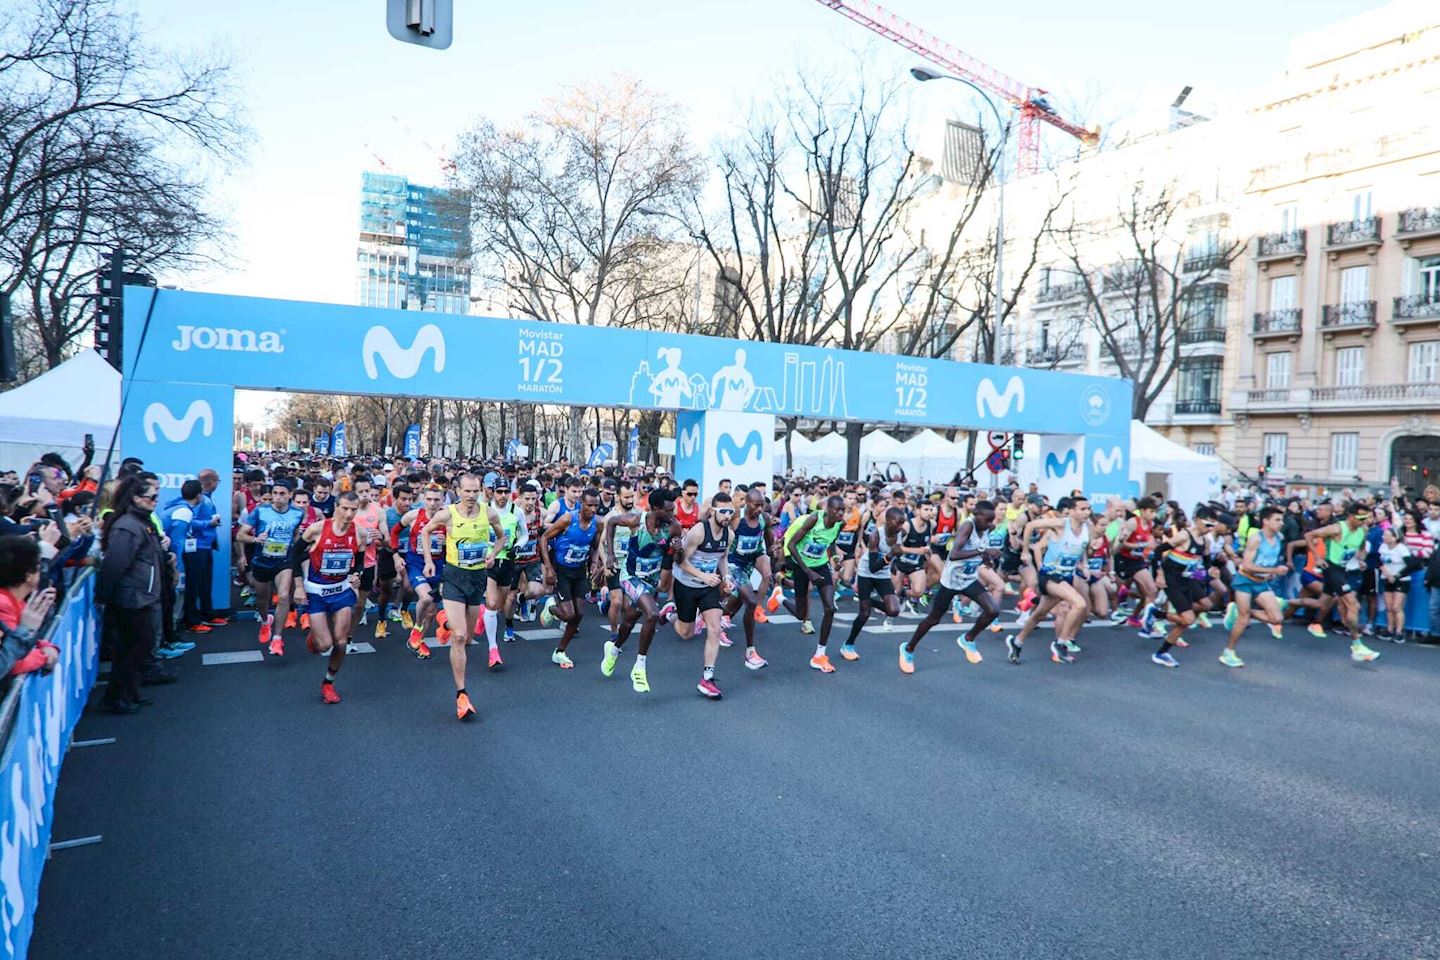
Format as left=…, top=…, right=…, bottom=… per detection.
left=29, top=599, right=1440, bottom=960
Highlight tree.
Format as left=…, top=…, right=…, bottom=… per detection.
left=452, top=77, right=703, bottom=460
left=0, top=0, right=243, bottom=374
left=1054, top=179, right=1241, bottom=420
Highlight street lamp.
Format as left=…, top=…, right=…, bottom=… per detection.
left=638, top=206, right=707, bottom=332
left=910, top=66, right=1011, bottom=355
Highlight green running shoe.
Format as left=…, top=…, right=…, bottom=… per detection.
left=1270, top=624, right=1284, bottom=641
left=1196, top=612, right=1213, bottom=629
left=1219, top=648, right=1244, bottom=668
left=631, top=663, right=651, bottom=693
left=1223, top=601, right=1238, bottom=631
left=1060, top=638, right=1081, bottom=654
left=1350, top=641, right=1379, bottom=663
left=601, top=640, right=619, bottom=677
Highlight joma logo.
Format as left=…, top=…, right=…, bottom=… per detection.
left=172, top=325, right=283, bottom=353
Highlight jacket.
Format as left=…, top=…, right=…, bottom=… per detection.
left=1427, top=547, right=1440, bottom=591
left=98, top=508, right=166, bottom=609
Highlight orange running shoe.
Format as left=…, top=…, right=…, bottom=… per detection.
left=487, top=647, right=503, bottom=671
left=306, top=633, right=317, bottom=654
left=300, top=613, right=310, bottom=630
left=436, top=609, right=450, bottom=629
left=407, top=632, right=432, bottom=660
left=437, top=624, right=454, bottom=644
left=258, top=614, right=273, bottom=646
left=456, top=691, right=477, bottom=721
left=284, top=610, right=297, bottom=629
left=320, top=681, right=340, bottom=704
left=765, top=585, right=784, bottom=613
left=753, top=606, right=769, bottom=624
left=268, top=637, right=285, bottom=657
left=809, top=654, right=836, bottom=674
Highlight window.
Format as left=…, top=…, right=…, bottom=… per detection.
left=1340, top=265, right=1369, bottom=303
left=1417, top=256, right=1440, bottom=302
left=1270, top=275, right=1297, bottom=311
left=1279, top=203, right=1300, bottom=234
left=1263, top=433, right=1288, bottom=471
left=1177, top=357, right=1222, bottom=403
left=1335, top=346, right=1365, bottom=386
left=1331, top=433, right=1359, bottom=476
left=1266, top=352, right=1291, bottom=389
left=1193, top=442, right=1216, bottom=456
left=1410, top=341, right=1440, bottom=382
left=1348, top=190, right=1373, bottom=221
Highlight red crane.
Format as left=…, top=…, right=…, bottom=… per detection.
left=814, top=0, right=1098, bottom=174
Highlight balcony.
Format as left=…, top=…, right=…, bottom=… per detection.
left=1035, top=280, right=1085, bottom=304
left=1244, top=388, right=1292, bottom=405
left=1392, top=294, right=1440, bottom=327
left=1179, top=325, right=1226, bottom=346
left=1182, top=251, right=1230, bottom=275
left=1252, top=308, right=1302, bottom=338
left=1310, top=383, right=1440, bottom=404
left=1320, top=300, right=1377, bottom=333
left=1256, top=230, right=1305, bottom=264
left=1323, top=216, right=1382, bottom=255
left=1101, top=266, right=1145, bottom=293
left=1173, top=399, right=1222, bottom=415
left=1396, top=206, right=1440, bottom=247
left=1029, top=342, right=1083, bottom=365
left=1236, top=382, right=1440, bottom=412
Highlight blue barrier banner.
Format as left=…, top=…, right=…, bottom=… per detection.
left=0, top=575, right=100, bottom=960
left=123, top=288, right=1133, bottom=436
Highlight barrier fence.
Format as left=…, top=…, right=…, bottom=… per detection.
left=0, top=572, right=100, bottom=960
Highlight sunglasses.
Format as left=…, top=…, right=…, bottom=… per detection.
left=715, top=508, right=736, bottom=516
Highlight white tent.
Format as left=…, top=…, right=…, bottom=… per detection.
left=860, top=430, right=905, bottom=481
left=1129, top=420, right=1222, bottom=512
left=776, top=432, right=812, bottom=473
left=0, top=350, right=121, bottom=471
left=897, top=429, right=968, bottom=486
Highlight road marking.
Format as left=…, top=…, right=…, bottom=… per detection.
left=762, top=614, right=799, bottom=625
left=347, top=641, right=377, bottom=655
left=202, top=650, right=264, bottom=665
left=518, top=629, right=564, bottom=641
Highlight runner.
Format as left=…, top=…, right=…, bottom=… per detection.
left=667, top=492, right=735, bottom=698
left=892, top=502, right=935, bottom=615
left=782, top=495, right=845, bottom=672
left=1148, top=505, right=1214, bottom=668
left=1113, top=497, right=1160, bottom=627
left=834, top=489, right=863, bottom=600
left=901, top=499, right=1002, bottom=672
left=349, top=475, right=384, bottom=636
left=1003, top=496, right=1092, bottom=666
left=537, top=488, right=603, bottom=668
left=420, top=473, right=509, bottom=720
left=600, top=489, right=679, bottom=693
left=237, top=480, right=304, bottom=657
left=504, top=481, right=547, bottom=632
left=490, top=480, right=532, bottom=646
left=373, top=482, right=413, bottom=639
left=718, top=487, right=774, bottom=668
left=1220, top=505, right=1290, bottom=667
left=1306, top=503, right=1381, bottom=662
left=297, top=492, right=363, bottom=704
left=600, top=480, right=640, bottom=650
left=400, top=483, right=447, bottom=659
left=841, top=505, right=903, bottom=661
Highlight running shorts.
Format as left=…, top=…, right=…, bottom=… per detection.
left=249, top=560, right=289, bottom=585
left=1321, top=564, right=1353, bottom=598
left=405, top=554, right=441, bottom=592
left=1230, top=575, right=1275, bottom=597
left=1115, top=555, right=1147, bottom=580
left=304, top=583, right=357, bottom=617
left=788, top=557, right=834, bottom=588
left=377, top=547, right=397, bottom=582
left=1161, top=560, right=1205, bottom=614
left=855, top=574, right=894, bottom=604
left=552, top=564, right=589, bottom=604
left=621, top=577, right=658, bottom=605
left=674, top=580, right=722, bottom=622
left=442, top=565, right=489, bottom=606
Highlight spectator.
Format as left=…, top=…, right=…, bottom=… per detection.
left=0, top=536, right=59, bottom=678
left=162, top=479, right=212, bottom=633
left=194, top=468, right=226, bottom=626
left=97, top=474, right=167, bottom=715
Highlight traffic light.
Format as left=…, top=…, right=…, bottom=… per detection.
left=94, top=249, right=155, bottom=373
left=1012, top=434, right=1025, bottom=461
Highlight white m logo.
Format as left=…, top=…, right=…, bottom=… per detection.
left=1092, top=446, right=1123, bottom=475
left=143, top=400, right=213, bottom=443
left=976, top=376, right=1025, bottom=419
left=363, top=324, right=446, bottom=380
left=678, top=424, right=701, bottom=459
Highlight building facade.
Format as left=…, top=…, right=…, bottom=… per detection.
left=356, top=171, right=472, bottom=314
left=1228, top=2, right=1440, bottom=494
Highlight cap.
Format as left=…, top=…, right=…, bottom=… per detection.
left=1026, top=494, right=1046, bottom=506
left=483, top=471, right=500, bottom=488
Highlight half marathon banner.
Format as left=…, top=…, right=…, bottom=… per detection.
left=0, top=574, right=101, bottom=960
left=403, top=423, right=421, bottom=458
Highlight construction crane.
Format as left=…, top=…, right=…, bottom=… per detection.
left=814, top=0, right=1099, bottom=174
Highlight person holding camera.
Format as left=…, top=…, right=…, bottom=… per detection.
left=0, top=535, right=59, bottom=678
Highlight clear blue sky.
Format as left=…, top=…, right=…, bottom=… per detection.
left=135, top=0, right=1372, bottom=306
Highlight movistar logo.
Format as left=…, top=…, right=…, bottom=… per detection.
left=976, top=376, right=1025, bottom=419
left=716, top=430, right=763, bottom=466
left=363, top=324, right=446, bottom=380
left=1044, top=449, right=1078, bottom=478
left=1092, top=446, right=1123, bottom=475
left=172, top=325, right=283, bottom=353
left=678, top=423, right=701, bottom=459
left=143, top=400, right=214, bottom=443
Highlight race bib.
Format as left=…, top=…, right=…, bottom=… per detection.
left=836, top=530, right=856, bottom=548
left=735, top=534, right=763, bottom=555
left=561, top=543, right=591, bottom=566
left=1088, top=557, right=1105, bottom=572
left=183, top=537, right=198, bottom=554
left=801, top=539, right=828, bottom=560
left=515, top=542, right=538, bottom=562
left=262, top=539, right=289, bottom=558
left=693, top=556, right=720, bottom=574
left=319, top=550, right=351, bottom=576
left=430, top=533, right=445, bottom=554
left=456, top=541, right=486, bottom=566
left=633, top=553, right=662, bottom=578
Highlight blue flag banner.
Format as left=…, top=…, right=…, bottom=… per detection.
left=587, top=443, right=615, bottom=468
left=0, top=574, right=100, bottom=960
left=316, top=431, right=330, bottom=455
left=627, top=426, right=640, bottom=464
left=403, top=423, right=421, bottom=458
left=505, top=438, right=521, bottom=459
left=332, top=422, right=348, bottom=457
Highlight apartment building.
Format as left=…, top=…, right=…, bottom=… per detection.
left=1229, top=2, right=1440, bottom=492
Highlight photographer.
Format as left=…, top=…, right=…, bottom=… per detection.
left=0, top=535, right=59, bottom=679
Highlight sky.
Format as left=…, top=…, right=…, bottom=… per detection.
left=128, top=0, right=1372, bottom=424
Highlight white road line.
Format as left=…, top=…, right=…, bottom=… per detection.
left=202, top=650, right=264, bottom=665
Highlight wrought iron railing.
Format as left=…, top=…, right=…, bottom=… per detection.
left=1179, top=325, right=1226, bottom=345
left=1325, top=217, right=1380, bottom=247
left=1392, top=294, right=1440, bottom=322
left=1253, top=308, right=1302, bottom=334
left=1397, top=206, right=1440, bottom=235
left=1320, top=300, right=1377, bottom=328
left=1173, top=399, right=1222, bottom=415
left=1257, top=230, right=1305, bottom=258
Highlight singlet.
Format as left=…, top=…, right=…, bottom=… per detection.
left=496, top=503, right=528, bottom=561
left=835, top=508, right=863, bottom=552
left=730, top=512, right=768, bottom=564
left=1162, top=526, right=1205, bottom=577
left=675, top=521, right=732, bottom=589
left=610, top=507, right=641, bottom=565
left=1039, top=519, right=1089, bottom=577
left=384, top=506, right=404, bottom=553
left=513, top=502, right=544, bottom=563
left=407, top=507, right=447, bottom=561
left=1236, top=530, right=1283, bottom=584
left=939, top=524, right=987, bottom=590
left=895, top=518, right=932, bottom=568
left=245, top=505, right=304, bottom=566
left=1120, top=516, right=1153, bottom=559
left=354, top=503, right=383, bottom=568
left=788, top=513, right=843, bottom=569
left=625, top=514, right=669, bottom=584
left=444, top=505, right=492, bottom=570
left=857, top=524, right=900, bottom=579
left=1326, top=523, right=1367, bottom=570
left=934, top=506, right=958, bottom=550
left=306, top=519, right=358, bottom=594
left=311, top=494, right=335, bottom=519
left=674, top=497, right=700, bottom=531
left=550, top=512, right=598, bottom=569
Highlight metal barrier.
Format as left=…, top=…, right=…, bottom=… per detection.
left=0, top=571, right=100, bottom=960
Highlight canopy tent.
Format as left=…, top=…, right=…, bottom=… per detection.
left=860, top=430, right=906, bottom=481
left=1129, top=420, right=1222, bottom=512
left=775, top=432, right=813, bottom=473
left=897, top=429, right=969, bottom=486
left=0, top=350, right=121, bottom=472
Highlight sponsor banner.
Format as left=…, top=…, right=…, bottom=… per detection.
left=586, top=443, right=614, bottom=469
left=627, top=426, right=640, bottom=465
left=675, top=410, right=774, bottom=494
left=403, top=424, right=421, bottom=459
left=124, top=288, right=1131, bottom=436
left=331, top=422, right=347, bottom=458
left=0, top=574, right=100, bottom=960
